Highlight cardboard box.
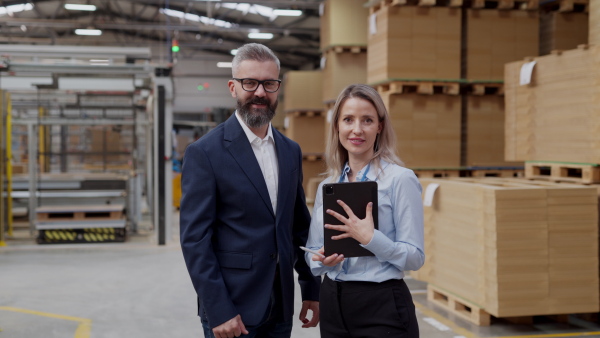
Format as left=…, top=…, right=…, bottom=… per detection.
left=322, top=49, right=367, bottom=104
left=367, top=5, right=461, bottom=84
left=540, top=12, right=588, bottom=55
left=418, top=177, right=599, bottom=317
left=381, top=92, right=461, bottom=168
left=285, top=112, right=326, bottom=154
left=320, top=0, right=369, bottom=51
left=504, top=45, right=600, bottom=163
left=302, top=157, right=326, bottom=195
left=591, top=0, right=600, bottom=45
left=466, top=9, right=539, bottom=81
left=282, top=71, right=323, bottom=113
left=465, top=95, right=523, bottom=167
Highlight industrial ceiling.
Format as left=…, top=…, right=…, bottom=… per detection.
left=0, top=0, right=323, bottom=69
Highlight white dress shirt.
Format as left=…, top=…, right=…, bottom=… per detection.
left=236, top=112, right=279, bottom=213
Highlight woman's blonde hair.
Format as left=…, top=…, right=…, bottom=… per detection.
left=325, top=84, right=403, bottom=180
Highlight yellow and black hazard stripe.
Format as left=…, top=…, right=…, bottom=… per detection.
left=38, top=228, right=126, bottom=244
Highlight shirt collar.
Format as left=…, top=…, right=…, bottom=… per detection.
left=235, top=110, right=275, bottom=144
left=340, top=159, right=390, bottom=182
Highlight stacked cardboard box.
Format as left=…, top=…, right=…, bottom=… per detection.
left=281, top=71, right=326, bottom=187
left=540, top=12, right=588, bottom=55
left=465, top=9, right=539, bottom=81
left=465, top=94, right=522, bottom=167
left=504, top=45, right=600, bottom=163
left=591, top=0, right=600, bottom=45
left=380, top=91, right=461, bottom=168
left=282, top=71, right=323, bottom=113
left=320, top=0, right=368, bottom=51
left=417, top=177, right=599, bottom=317
left=367, top=5, right=461, bottom=84
left=322, top=48, right=368, bottom=104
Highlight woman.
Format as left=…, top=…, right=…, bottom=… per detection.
left=304, top=84, right=424, bottom=337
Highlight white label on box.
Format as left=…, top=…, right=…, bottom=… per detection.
left=284, top=116, right=290, bottom=129
left=320, top=56, right=326, bottom=70
left=423, top=183, right=440, bottom=207
left=326, top=108, right=333, bottom=124
left=519, top=61, right=537, bottom=86
left=369, top=13, right=377, bottom=35
left=319, top=3, right=324, bottom=16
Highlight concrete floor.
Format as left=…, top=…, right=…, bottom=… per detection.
left=2, top=217, right=600, bottom=338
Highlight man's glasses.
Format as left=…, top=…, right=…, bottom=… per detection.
left=233, top=78, right=282, bottom=93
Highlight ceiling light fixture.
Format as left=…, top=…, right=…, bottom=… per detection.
left=217, top=62, right=232, bottom=68
left=0, top=3, right=34, bottom=16
left=248, top=32, right=273, bottom=39
left=230, top=49, right=238, bottom=56
left=273, top=9, right=302, bottom=16
left=75, top=28, right=102, bottom=36
left=65, top=4, right=97, bottom=11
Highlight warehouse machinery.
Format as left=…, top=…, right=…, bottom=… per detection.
left=0, top=45, right=176, bottom=245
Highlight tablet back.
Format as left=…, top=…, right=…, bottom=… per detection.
left=322, top=181, right=378, bottom=257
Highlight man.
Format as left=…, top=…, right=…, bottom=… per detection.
left=180, top=43, right=321, bottom=338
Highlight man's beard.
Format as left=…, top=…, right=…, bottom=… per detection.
left=237, top=96, right=278, bottom=129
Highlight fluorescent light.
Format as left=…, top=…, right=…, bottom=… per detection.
left=273, top=9, right=302, bottom=16
left=75, top=29, right=102, bottom=36
left=65, top=4, right=96, bottom=11
left=217, top=62, right=232, bottom=68
left=0, top=3, right=34, bottom=16
left=248, top=32, right=273, bottom=39
left=230, top=49, right=238, bottom=56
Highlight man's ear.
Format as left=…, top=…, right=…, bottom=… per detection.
left=228, top=80, right=236, bottom=98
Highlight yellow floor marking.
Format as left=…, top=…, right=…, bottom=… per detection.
left=0, top=306, right=91, bottom=338
left=494, top=332, right=600, bottom=338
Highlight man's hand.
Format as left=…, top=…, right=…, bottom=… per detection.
left=212, top=315, right=248, bottom=338
left=299, top=300, right=320, bottom=328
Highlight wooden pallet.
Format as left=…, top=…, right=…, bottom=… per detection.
left=302, top=153, right=325, bottom=162
left=525, top=162, right=600, bottom=184
left=36, top=204, right=124, bottom=222
left=428, top=284, right=491, bottom=326
left=376, top=81, right=461, bottom=95
left=471, top=0, right=539, bottom=10
left=466, top=82, right=504, bottom=96
left=464, top=167, right=524, bottom=178
left=413, top=169, right=461, bottom=178
left=325, top=45, right=367, bottom=54
left=288, top=110, right=324, bottom=117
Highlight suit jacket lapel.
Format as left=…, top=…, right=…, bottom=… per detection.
left=224, top=115, right=275, bottom=217
left=274, top=130, right=291, bottom=223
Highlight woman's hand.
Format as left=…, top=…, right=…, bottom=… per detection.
left=325, top=200, right=375, bottom=245
left=311, top=247, right=345, bottom=267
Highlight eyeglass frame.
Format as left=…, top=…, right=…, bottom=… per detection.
left=232, top=78, right=282, bottom=93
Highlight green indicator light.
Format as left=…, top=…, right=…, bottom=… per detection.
left=172, top=45, right=180, bottom=52
left=197, top=85, right=204, bottom=91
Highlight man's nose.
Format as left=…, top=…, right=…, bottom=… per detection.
left=254, top=83, right=267, bottom=97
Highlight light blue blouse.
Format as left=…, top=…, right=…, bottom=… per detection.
left=305, top=159, right=425, bottom=282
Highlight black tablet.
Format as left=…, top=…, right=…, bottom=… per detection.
left=322, top=181, right=378, bottom=257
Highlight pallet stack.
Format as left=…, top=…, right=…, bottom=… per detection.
left=415, top=177, right=599, bottom=325
left=368, top=2, right=462, bottom=172
left=281, top=70, right=326, bottom=197
left=365, top=0, right=542, bottom=178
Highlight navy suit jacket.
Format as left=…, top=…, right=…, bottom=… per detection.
left=180, top=114, right=321, bottom=329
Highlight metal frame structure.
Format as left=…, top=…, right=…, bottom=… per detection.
left=0, top=45, right=176, bottom=244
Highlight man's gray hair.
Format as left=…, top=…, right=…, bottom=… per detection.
left=232, top=43, right=280, bottom=77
